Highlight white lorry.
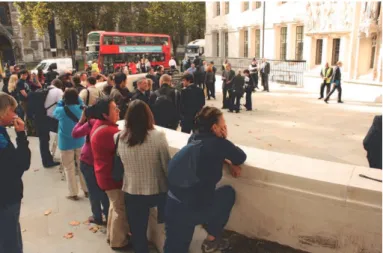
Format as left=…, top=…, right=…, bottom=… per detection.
left=185, top=39, right=205, bottom=61
left=31, top=58, right=74, bottom=75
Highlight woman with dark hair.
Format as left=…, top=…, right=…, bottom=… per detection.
left=53, top=88, right=88, bottom=200
left=117, top=100, right=170, bottom=253
left=110, top=72, right=131, bottom=119
left=164, top=106, right=247, bottom=253
left=37, top=69, right=45, bottom=87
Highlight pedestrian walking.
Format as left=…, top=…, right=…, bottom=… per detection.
left=204, top=65, right=216, bottom=100
left=318, top=63, right=333, bottom=99
left=221, top=63, right=235, bottom=109
left=324, top=61, right=343, bottom=104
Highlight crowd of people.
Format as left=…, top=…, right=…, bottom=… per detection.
left=0, top=58, right=248, bottom=253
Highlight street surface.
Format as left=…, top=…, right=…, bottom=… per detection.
left=1, top=77, right=380, bottom=252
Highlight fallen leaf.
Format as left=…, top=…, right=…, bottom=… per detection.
left=268, top=144, right=273, bottom=147
left=83, top=220, right=90, bottom=225
left=89, top=226, right=99, bottom=233
left=69, top=221, right=80, bottom=226
left=33, top=169, right=39, bottom=172
left=248, top=131, right=252, bottom=133
left=288, top=140, right=291, bottom=142
left=63, top=232, right=74, bottom=239
left=21, top=229, right=27, bottom=233
left=44, top=209, right=52, bottom=216
left=235, top=124, right=239, bottom=127
left=256, top=138, right=261, bottom=140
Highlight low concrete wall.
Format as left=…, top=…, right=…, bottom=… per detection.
left=117, top=122, right=382, bottom=253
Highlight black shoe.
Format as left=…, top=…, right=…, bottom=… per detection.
left=246, top=109, right=252, bottom=111
left=44, top=161, right=60, bottom=168
left=228, top=110, right=233, bottom=113
left=222, top=106, right=227, bottom=109
left=235, top=111, right=240, bottom=113
left=318, top=97, right=323, bottom=99
left=338, top=101, right=344, bottom=103
left=324, top=99, right=329, bottom=104
left=111, top=243, right=132, bottom=251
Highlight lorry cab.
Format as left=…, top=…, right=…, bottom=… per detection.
left=32, top=58, right=74, bottom=74
left=185, top=39, right=205, bottom=61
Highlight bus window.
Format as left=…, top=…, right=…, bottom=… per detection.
left=145, top=36, right=154, bottom=45
left=113, top=36, right=125, bottom=45
left=159, top=37, right=169, bottom=45
left=147, top=53, right=165, bottom=62
left=86, top=52, right=99, bottom=62
left=126, top=36, right=136, bottom=45
left=103, top=36, right=113, bottom=45
left=87, top=33, right=100, bottom=45
left=136, top=36, right=145, bottom=45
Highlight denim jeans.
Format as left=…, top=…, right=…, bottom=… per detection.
left=124, top=193, right=166, bottom=253
left=80, top=161, right=109, bottom=222
left=163, top=185, right=235, bottom=253
left=0, top=202, right=23, bottom=253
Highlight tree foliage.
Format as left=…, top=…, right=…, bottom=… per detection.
left=14, top=2, right=206, bottom=53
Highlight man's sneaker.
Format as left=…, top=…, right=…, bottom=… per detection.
left=201, top=238, right=230, bottom=253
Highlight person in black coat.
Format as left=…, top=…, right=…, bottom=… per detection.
left=324, top=61, right=343, bottom=104
left=180, top=73, right=205, bottom=134
left=149, top=74, right=180, bottom=130
left=229, top=71, right=245, bottom=113
left=243, top=69, right=254, bottom=111
left=363, top=115, right=382, bottom=169
left=131, top=77, right=151, bottom=105
left=260, top=58, right=270, bottom=92
left=194, top=66, right=204, bottom=89
left=0, top=92, right=31, bottom=253
left=248, top=58, right=259, bottom=89
left=221, top=63, right=236, bottom=109
left=146, top=67, right=159, bottom=91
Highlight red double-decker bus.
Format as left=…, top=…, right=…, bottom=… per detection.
left=85, top=31, right=172, bottom=73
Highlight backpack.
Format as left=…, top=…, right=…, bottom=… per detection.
left=168, top=139, right=203, bottom=188
left=27, top=87, right=57, bottom=118
left=153, top=89, right=179, bottom=120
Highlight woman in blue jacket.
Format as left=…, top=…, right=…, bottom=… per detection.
left=53, top=88, right=88, bottom=200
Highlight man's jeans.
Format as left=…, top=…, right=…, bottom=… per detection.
left=163, top=185, right=235, bottom=253
left=0, top=202, right=23, bottom=253
left=80, top=161, right=109, bottom=223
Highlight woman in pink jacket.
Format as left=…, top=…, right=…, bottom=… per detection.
left=72, top=110, right=109, bottom=225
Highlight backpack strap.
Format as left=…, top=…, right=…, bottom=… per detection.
left=44, top=87, right=58, bottom=110
left=64, top=106, right=79, bottom=123
left=114, top=133, right=120, bottom=155
left=86, top=89, right=90, bottom=106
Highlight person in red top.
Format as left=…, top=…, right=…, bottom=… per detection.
left=129, top=61, right=137, bottom=74
left=89, top=97, right=129, bottom=250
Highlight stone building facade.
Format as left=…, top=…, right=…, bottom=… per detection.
left=205, top=1, right=382, bottom=84
left=0, top=2, right=83, bottom=66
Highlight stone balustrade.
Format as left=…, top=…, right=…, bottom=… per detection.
left=117, top=122, right=382, bottom=253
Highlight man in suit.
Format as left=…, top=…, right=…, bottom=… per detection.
left=180, top=73, right=205, bottom=133
left=260, top=58, right=270, bottom=92
left=324, top=61, right=343, bottom=104
left=318, top=63, right=333, bottom=99
left=221, top=63, right=235, bottom=109
left=363, top=115, right=382, bottom=169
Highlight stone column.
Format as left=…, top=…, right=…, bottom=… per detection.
left=247, top=26, right=252, bottom=58
left=339, top=36, right=348, bottom=72
left=347, top=2, right=361, bottom=80
left=286, top=23, right=295, bottom=60
left=303, top=35, right=313, bottom=69
left=321, top=36, right=332, bottom=66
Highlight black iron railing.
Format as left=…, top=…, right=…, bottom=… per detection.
left=205, top=57, right=307, bottom=86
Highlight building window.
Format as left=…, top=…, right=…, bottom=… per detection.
left=295, top=26, right=304, bottom=60
left=280, top=27, right=287, bottom=60
left=225, top=2, right=229, bottom=14
left=216, top=2, right=220, bottom=16
left=256, top=2, right=262, bottom=9
left=224, top=32, right=229, bottom=57
left=331, top=38, right=340, bottom=65
left=0, top=4, right=11, bottom=26
left=216, top=33, right=220, bottom=57
left=244, top=30, right=248, bottom=57
left=243, top=1, right=249, bottom=12
left=255, top=29, right=261, bottom=58
left=370, top=36, right=377, bottom=68
left=281, top=1, right=287, bottom=4
left=315, top=39, right=323, bottom=65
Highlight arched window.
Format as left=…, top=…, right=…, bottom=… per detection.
left=0, top=3, right=11, bottom=26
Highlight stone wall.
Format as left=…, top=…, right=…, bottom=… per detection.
left=117, top=122, right=382, bottom=253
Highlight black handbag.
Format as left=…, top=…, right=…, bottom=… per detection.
left=112, top=133, right=124, bottom=182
